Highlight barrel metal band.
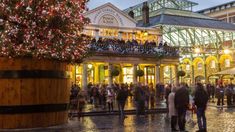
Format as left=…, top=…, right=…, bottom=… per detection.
left=0, top=70, right=70, bottom=79
left=0, top=104, right=68, bottom=114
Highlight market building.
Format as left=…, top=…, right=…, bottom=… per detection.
left=198, top=1, right=235, bottom=23
left=75, top=0, right=235, bottom=89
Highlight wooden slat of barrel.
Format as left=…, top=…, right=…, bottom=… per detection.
left=0, top=58, right=71, bottom=129
left=0, top=80, right=2, bottom=129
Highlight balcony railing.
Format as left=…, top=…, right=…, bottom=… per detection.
left=89, top=43, right=179, bottom=58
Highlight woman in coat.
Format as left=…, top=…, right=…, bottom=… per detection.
left=168, top=87, right=178, bottom=131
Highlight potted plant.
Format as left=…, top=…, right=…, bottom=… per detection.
left=177, top=70, right=186, bottom=83
left=136, top=69, right=144, bottom=77
left=111, top=68, right=120, bottom=77
left=136, top=69, right=144, bottom=82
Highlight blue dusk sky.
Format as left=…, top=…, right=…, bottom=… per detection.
left=87, top=0, right=235, bottom=11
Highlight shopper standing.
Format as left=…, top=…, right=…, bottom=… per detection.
left=194, top=83, right=209, bottom=132
left=116, top=84, right=128, bottom=118
left=168, top=87, right=178, bottom=131
left=174, top=83, right=189, bottom=131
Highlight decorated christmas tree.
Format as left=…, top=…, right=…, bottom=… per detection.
left=0, top=0, right=90, bottom=63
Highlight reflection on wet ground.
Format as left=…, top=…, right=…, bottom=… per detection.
left=83, top=97, right=167, bottom=113
left=3, top=107, right=235, bottom=132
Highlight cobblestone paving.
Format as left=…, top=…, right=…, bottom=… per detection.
left=2, top=107, right=235, bottom=132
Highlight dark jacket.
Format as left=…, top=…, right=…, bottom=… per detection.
left=174, top=87, right=189, bottom=110
left=194, top=88, right=208, bottom=109
left=116, top=88, right=128, bottom=102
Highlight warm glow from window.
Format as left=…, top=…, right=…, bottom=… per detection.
left=194, top=48, right=201, bottom=54
left=88, top=64, right=93, bottom=69
left=224, top=49, right=231, bottom=54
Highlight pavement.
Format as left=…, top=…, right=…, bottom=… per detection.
left=1, top=106, right=235, bottom=132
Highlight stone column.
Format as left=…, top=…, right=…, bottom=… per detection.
left=95, top=29, right=99, bottom=42
left=108, top=63, right=113, bottom=87
left=118, top=31, right=123, bottom=40
left=82, top=63, right=88, bottom=92
left=155, top=64, right=160, bottom=85
left=133, top=64, right=138, bottom=84
left=132, top=32, right=136, bottom=40
left=204, top=63, right=208, bottom=83
left=191, top=65, right=195, bottom=85
left=169, top=66, right=173, bottom=84
left=94, top=64, right=99, bottom=84
left=174, top=65, right=179, bottom=85
left=158, top=35, right=163, bottom=44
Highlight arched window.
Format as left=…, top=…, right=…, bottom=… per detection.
left=225, top=59, right=230, bottom=68
left=211, top=60, right=216, bottom=68
left=198, top=62, right=203, bottom=70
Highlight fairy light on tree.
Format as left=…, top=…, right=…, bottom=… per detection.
left=0, top=0, right=90, bottom=63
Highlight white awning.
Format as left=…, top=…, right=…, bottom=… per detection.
left=214, top=68, right=235, bottom=75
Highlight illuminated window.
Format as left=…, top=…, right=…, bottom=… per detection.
left=186, top=64, right=190, bottom=71
left=123, top=67, right=133, bottom=84
left=75, top=65, right=82, bottom=86
left=211, top=60, right=216, bottom=68
left=225, top=59, right=230, bottom=68
left=198, top=63, right=203, bottom=70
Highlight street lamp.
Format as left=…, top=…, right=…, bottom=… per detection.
left=194, top=48, right=201, bottom=54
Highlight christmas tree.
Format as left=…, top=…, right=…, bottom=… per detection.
left=0, top=0, right=90, bottom=63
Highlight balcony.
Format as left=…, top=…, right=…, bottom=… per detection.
left=88, top=42, right=179, bottom=58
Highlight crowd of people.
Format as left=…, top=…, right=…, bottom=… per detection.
left=69, top=81, right=235, bottom=131
left=89, top=38, right=179, bottom=56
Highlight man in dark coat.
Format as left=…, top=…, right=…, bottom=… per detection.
left=194, top=83, right=209, bottom=132
left=116, top=84, right=128, bottom=118
left=174, top=83, right=189, bottom=131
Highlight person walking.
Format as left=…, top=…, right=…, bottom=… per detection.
left=116, top=84, right=128, bottom=118
left=174, top=83, right=189, bottom=131
left=149, top=86, right=155, bottom=109
left=194, top=83, right=209, bottom=132
left=168, top=87, right=178, bottom=131
left=211, top=84, right=215, bottom=103
left=134, top=84, right=146, bottom=116
left=165, top=83, right=171, bottom=119
left=106, top=86, right=114, bottom=113
left=225, top=83, right=233, bottom=106
left=77, top=90, right=86, bottom=119
left=216, top=83, right=224, bottom=107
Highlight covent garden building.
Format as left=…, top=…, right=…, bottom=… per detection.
left=74, top=0, right=235, bottom=89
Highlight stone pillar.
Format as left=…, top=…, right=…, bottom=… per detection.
left=108, top=63, right=113, bottom=87
left=94, top=64, right=99, bottom=84
left=204, top=64, right=208, bottom=83
left=82, top=63, right=88, bottom=92
left=155, top=64, right=160, bottom=85
left=132, top=32, right=136, bottom=40
left=217, top=62, right=221, bottom=71
left=158, top=35, right=163, bottom=44
left=191, top=65, right=195, bottom=85
left=95, top=29, right=99, bottom=42
left=169, top=66, right=173, bottom=84
left=133, top=64, right=138, bottom=84
left=174, top=65, right=179, bottom=85
left=118, top=31, right=123, bottom=40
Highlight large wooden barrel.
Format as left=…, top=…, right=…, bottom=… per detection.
left=0, top=58, right=71, bottom=129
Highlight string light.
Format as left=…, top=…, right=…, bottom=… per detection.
left=0, top=0, right=90, bottom=63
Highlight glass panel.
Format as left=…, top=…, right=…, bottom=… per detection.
left=198, top=63, right=203, bottom=70
left=211, top=60, right=216, bottom=68
left=123, top=67, right=133, bottom=84
left=75, top=65, right=82, bottom=86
